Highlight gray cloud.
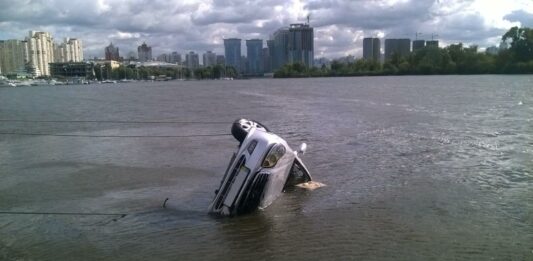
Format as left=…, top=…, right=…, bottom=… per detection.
left=0, top=0, right=526, bottom=59
left=504, top=10, right=533, bottom=26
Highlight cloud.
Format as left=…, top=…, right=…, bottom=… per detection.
left=0, top=0, right=530, bottom=59
left=504, top=10, right=533, bottom=27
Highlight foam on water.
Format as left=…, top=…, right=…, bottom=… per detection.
left=295, top=181, right=326, bottom=190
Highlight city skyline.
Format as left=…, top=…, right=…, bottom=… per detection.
left=0, top=0, right=531, bottom=59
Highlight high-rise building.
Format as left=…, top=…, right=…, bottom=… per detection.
left=202, top=51, right=216, bottom=67
left=246, top=39, right=263, bottom=75
left=105, top=43, right=120, bottom=61
left=363, top=38, right=381, bottom=62
left=216, top=55, right=225, bottom=65
left=55, top=38, right=83, bottom=62
left=271, top=29, right=289, bottom=71
left=266, top=40, right=277, bottom=71
left=240, top=56, right=247, bottom=74
left=412, top=40, right=425, bottom=52
left=137, top=42, right=152, bottom=62
left=224, top=38, right=241, bottom=73
left=170, top=52, right=181, bottom=64
left=66, top=38, right=83, bottom=62
left=426, top=40, right=439, bottom=48
left=263, top=47, right=271, bottom=73
left=0, top=39, right=28, bottom=75
left=185, top=51, right=199, bottom=69
left=27, top=31, right=55, bottom=76
left=288, top=24, right=314, bottom=68
left=156, top=53, right=170, bottom=62
left=384, top=38, right=411, bottom=61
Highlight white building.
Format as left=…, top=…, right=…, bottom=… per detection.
left=66, top=38, right=83, bottom=62
left=55, top=38, right=83, bottom=63
left=0, top=39, right=29, bottom=75
left=1, top=31, right=84, bottom=77
left=26, top=31, right=55, bottom=76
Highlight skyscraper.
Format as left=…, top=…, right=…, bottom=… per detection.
left=67, top=38, right=83, bottom=62
left=263, top=47, right=271, bottom=73
left=412, top=40, right=425, bottom=52
left=246, top=39, right=263, bottom=75
left=137, top=42, right=152, bottom=62
left=216, top=55, right=225, bottom=65
left=156, top=53, right=170, bottom=62
left=27, top=31, right=55, bottom=76
left=105, top=43, right=120, bottom=61
left=202, top=51, right=216, bottom=67
left=224, top=38, right=241, bottom=73
left=266, top=40, right=275, bottom=71
left=0, top=39, right=28, bottom=75
left=54, top=38, right=83, bottom=62
left=288, top=23, right=314, bottom=67
left=271, top=28, right=289, bottom=71
left=363, top=38, right=380, bottom=62
left=170, top=52, right=181, bottom=64
left=185, top=51, right=199, bottom=69
left=384, top=38, right=411, bottom=61
left=240, top=56, right=247, bottom=74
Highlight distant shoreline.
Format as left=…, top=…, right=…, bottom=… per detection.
left=274, top=72, right=533, bottom=78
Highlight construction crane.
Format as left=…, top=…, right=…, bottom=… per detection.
left=415, top=32, right=423, bottom=40
left=431, top=33, right=439, bottom=40
left=306, top=14, right=311, bottom=25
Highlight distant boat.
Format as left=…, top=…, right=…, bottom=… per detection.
left=0, top=79, right=16, bottom=87
left=0, top=76, right=14, bottom=87
left=14, top=80, right=31, bottom=87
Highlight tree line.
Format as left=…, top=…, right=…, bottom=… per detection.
left=94, top=64, right=238, bottom=81
left=274, top=26, right=533, bottom=78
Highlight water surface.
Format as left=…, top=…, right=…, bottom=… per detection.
left=0, top=76, right=532, bottom=260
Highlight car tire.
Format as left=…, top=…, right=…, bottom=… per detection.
left=231, top=119, right=250, bottom=142
left=231, top=119, right=269, bottom=143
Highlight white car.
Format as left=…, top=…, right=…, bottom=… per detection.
left=208, top=119, right=312, bottom=216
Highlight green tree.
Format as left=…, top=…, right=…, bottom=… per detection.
left=502, top=26, right=533, bottom=62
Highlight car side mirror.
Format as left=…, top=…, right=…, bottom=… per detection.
left=298, top=143, right=307, bottom=155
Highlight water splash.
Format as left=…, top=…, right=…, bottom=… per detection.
left=295, top=181, right=326, bottom=190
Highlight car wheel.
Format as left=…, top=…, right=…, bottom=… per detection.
left=231, top=119, right=269, bottom=143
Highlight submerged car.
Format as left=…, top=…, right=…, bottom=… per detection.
left=208, top=119, right=312, bottom=216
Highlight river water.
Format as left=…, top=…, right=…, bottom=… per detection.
left=0, top=76, right=531, bottom=260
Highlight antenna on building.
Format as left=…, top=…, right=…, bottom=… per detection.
left=431, top=33, right=439, bottom=40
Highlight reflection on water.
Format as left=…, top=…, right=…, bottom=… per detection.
left=0, top=76, right=532, bottom=260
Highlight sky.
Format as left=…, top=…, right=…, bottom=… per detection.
left=1, top=0, right=532, bottom=59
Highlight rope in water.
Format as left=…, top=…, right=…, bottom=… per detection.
left=0, top=199, right=172, bottom=218
left=0, top=119, right=229, bottom=124
left=0, top=132, right=231, bottom=138
left=0, top=211, right=126, bottom=217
